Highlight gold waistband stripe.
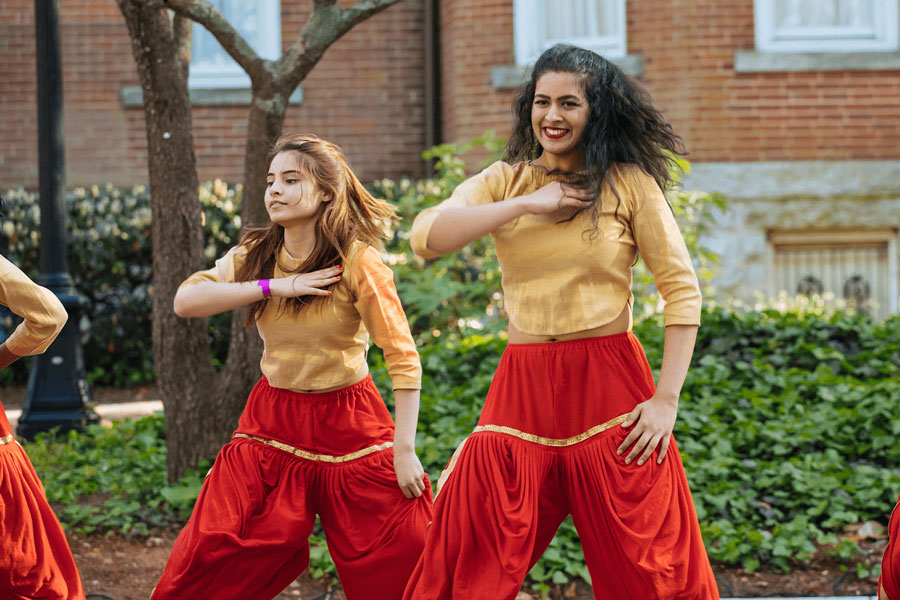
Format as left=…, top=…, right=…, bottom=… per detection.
left=0, top=434, right=14, bottom=445
left=233, top=433, right=392, bottom=464
left=472, top=414, right=628, bottom=447
left=437, top=413, right=629, bottom=494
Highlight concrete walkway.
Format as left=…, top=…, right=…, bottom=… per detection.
left=4, top=400, right=163, bottom=431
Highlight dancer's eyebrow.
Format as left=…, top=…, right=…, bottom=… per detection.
left=534, top=93, right=581, bottom=101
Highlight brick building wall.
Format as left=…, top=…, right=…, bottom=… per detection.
left=0, top=0, right=426, bottom=188
left=439, top=0, right=900, bottom=162
left=3, top=0, right=898, bottom=188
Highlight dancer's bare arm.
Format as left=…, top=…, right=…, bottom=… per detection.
left=393, top=388, right=427, bottom=499
left=174, top=266, right=343, bottom=318
left=424, top=182, right=592, bottom=255
left=617, top=324, right=697, bottom=466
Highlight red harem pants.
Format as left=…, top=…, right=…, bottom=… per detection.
left=881, top=492, right=900, bottom=599
left=403, top=332, right=718, bottom=600
left=0, top=403, right=85, bottom=600
left=151, top=376, right=433, bottom=600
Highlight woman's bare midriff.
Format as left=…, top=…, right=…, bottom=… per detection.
left=507, top=304, right=632, bottom=344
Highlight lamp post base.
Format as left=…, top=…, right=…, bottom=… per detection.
left=17, top=273, right=99, bottom=439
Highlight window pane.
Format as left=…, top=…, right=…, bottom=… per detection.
left=545, top=0, right=618, bottom=40
left=775, top=0, right=874, bottom=29
left=191, top=0, right=265, bottom=68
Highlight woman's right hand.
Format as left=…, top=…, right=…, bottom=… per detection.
left=269, top=265, right=343, bottom=298
left=523, top=181, right=594, bottom=215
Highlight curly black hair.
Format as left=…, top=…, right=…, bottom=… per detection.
left=505, top=44, right=686, bottom=234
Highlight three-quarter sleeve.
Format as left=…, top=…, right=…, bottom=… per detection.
left=177, top=245, right=245, bottom=290
left=351, top=245, right=421, bottom=389
left=0, top=255, right=68, bottom=356
left=629, top=169, right=702, bottom=326
left=409, top=161, right=508, bottom=259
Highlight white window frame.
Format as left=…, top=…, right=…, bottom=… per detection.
left=514, top=0, right=627, bottom=66
left=766, top=228, right=899, bottom=320
left=754, top=0, right=899, bottom=53
left=189, top=0, right=281, bottom=89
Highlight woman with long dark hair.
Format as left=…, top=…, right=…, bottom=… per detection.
left=151, top=134, right=433, bottom=600
left=403, top=45, right=718, bottom=599
left=0, top=198, right=85, bottom=600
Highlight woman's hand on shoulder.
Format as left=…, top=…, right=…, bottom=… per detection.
left=269, top=265, right=343, bottom=298
left=523, top=181, right=594, bottom=215
left=394, top=447, right=426, bottom=499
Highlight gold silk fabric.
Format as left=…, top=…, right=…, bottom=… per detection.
left=0, top=254, right=68, bottom=356
left=179, top=241, right=421, bottom=391
left=410, top=161, right=702, bottom=335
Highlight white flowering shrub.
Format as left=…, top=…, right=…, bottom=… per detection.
left=0, top=181, right=243, bottom=386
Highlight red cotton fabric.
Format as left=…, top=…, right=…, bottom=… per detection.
left=151, top=376, right=433, bottom=600
left=881, top=492, right=900, bottom=599
left=403, top=332, right=718, bottom=600
left=0, top=403, right=85, bottom=600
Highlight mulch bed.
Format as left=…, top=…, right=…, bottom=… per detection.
left=70, top=530, right=881, bottom=600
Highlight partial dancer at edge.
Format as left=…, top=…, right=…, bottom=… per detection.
left=151, top=135, right=433, bottom=600
left=1, top=201, right=85, bottom=600
left=882, top=492, right=900, bottom=599
left=403, top=45, right=718, bottom=600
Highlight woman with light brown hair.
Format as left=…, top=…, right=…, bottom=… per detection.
left=151, top=134, right=433, bottom=600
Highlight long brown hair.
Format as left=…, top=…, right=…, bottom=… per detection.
left=235, top=134, right=398, bottom=325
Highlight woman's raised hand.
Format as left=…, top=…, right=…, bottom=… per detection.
left=268, top=265, right=343, bottom=298
left=524, top=181, right=594, bottom=215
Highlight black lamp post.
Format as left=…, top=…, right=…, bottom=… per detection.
left=17, top=0, right=98, bottom=438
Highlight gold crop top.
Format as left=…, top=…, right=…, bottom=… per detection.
left=179, top=241, right=421, bottom=391
left=410, top=161, right=701, bottom=335
left=0, top=254, right=68, bottom=356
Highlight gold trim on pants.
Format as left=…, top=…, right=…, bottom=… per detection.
left=233, top=432, right=393, bottom=464
left=437, top=413, right=629, bottom=493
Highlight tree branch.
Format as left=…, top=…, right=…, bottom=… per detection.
left=279, top=0, right=401, bottom=87
left=154, top=0, right=267, bottom=83
left=337, top=0, right=403, bottom=37
left=172, top=13, right=193, bottom=81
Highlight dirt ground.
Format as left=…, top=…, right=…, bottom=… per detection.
left=3, top=386, right=886, bottom=598
left=68, top=528, right=883, bottom=600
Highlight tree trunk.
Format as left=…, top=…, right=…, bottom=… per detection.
left=117, top=1, right=257, bottom=481
left=240, top=88, right=289, bottom=228
left=115, top=0, right=404, bottom=482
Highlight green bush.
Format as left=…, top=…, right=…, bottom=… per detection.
left=23, top=414, right=208, bottom=535
left=0, top=181, right=242, bottom=386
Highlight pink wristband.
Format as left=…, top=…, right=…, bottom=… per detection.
left=257, top=279, right=271, bottom=298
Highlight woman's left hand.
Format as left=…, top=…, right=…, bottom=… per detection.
left=616, top=394, right=679, bottom=466
left=394, top=447, right=426, bottom=499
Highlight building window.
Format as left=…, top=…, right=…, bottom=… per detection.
left=754, top=0, right=899, bottom=53
left=514, top=0, right=627, bottom=66
left=768, top=229, right=899, bottom=320
left=189, top=0, right=281, bottom=89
